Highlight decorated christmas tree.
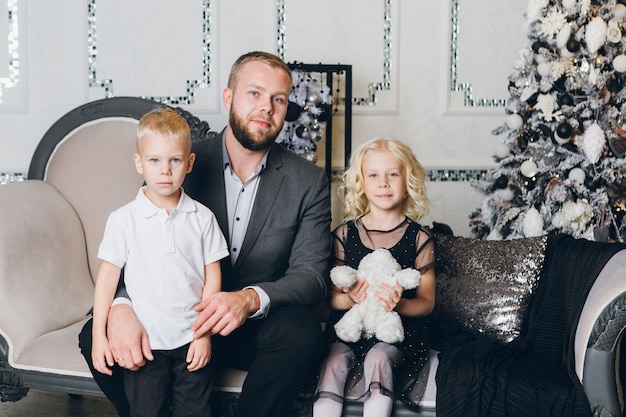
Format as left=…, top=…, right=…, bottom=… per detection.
left=470, top=0, right=626, bottom=242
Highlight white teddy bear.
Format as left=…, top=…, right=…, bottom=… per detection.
left=330, top=248, right=422, bottom=344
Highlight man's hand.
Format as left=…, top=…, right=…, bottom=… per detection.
left=107, top=304, right=153, bottom=370
left=192, top=289, right=260, bottom=338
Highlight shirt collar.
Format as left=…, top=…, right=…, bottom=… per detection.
left=221, top=134, right=270, bottom=176
left=135, top=186, right=195, bottom=217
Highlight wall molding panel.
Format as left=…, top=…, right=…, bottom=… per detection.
left=277, top=0, right=397, bottom=113
left=0, top=0, right=25, bottom=111
left=87, top=0, right=215, bottom=109
left=444, top=0, right=526, bottom=115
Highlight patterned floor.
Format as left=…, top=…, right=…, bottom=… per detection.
left=0, top=389, right=116, bottom=417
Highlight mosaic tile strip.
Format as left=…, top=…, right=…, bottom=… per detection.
left=0, top=170, right=490, bottom=184
left=427, top=168, right=489, bottom=182
left=0, top=172, right=25, bottom=184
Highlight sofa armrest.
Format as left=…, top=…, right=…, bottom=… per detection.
left=0, top=180, right=94, bottom=368
left=575, top=249, right=626, bottom=417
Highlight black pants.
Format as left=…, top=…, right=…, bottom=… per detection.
left=79, top=306, right=324, bottom=417
left=124, top=344, right=212, bottom=417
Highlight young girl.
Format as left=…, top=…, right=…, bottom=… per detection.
left=313, top=137, right=436, bottom=416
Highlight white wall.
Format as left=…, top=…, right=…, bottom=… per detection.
left=0, top=0, right=528, bottom=236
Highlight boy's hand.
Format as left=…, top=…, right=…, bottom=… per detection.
left=92, top=335, right=114, bottom=376
left=186, top=335, right=211, bottom=371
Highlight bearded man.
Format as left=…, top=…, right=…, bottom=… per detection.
left=80, top=51, right=331, bottom=417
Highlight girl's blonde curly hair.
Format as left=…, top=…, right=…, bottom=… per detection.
left=341, top=137, right=429, bottom=222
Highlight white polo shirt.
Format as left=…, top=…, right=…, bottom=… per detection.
left=98, top=187, right=228, bottom=350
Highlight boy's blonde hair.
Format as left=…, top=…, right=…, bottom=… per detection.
left=136, top=108, right=192, bottom=154
left=227, top=51, right=292, bottom=90
left=341, top=137, right=429, bottom=222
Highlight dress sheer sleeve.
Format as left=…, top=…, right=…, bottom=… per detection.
left=414, top=228, right=435, bottom=274
left=331, top=223, right=348, bottom=267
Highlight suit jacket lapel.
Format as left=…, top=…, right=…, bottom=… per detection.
left=190, top=133, right=229, bottom=240
left=234, top=145, right=284, bottom=268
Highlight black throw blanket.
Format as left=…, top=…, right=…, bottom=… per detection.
left=435, top=234, right=626, bottom=417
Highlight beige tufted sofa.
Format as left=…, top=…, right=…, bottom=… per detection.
left=1, top=98, right=625, bottom=417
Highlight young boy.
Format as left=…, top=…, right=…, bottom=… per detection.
left=91, top=107, right=228, bottom=417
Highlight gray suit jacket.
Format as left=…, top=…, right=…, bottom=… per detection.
left=184, top=131, right=331, bottom=312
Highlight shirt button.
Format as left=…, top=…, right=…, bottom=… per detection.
left=232, top=248, right=238, bottom=252
left=236, top=217, right=240, bottom=221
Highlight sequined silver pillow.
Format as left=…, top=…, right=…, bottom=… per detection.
left=433, top=234, right=547, bottom=343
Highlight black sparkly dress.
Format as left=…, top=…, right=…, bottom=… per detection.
left=317, top=218, right=435, bottom=411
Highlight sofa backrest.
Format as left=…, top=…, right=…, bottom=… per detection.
left=29, top=98, right=164, bottom=282
left=44, top=118, right=144, bottom=282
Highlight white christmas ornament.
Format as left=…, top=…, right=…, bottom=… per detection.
left=523, top=207, right=544, bottom=237
left=520, top=160, right=538, bottom=178
left=607, top=20, right=622, bottom=43
left=520, top=87, right=538, bottom=102
left=581, top=122, right=606, bottom=163
left=556, top=24, right=571, bottom=48
left=562, top=0, right=577, bottom=9
left=495, top=142, right=510, bottom=159
left=537, top=62, right=552, bottom=77
left=497, top=188, right=515, bottom=202
left=506, top=113, right=523, bottom=130
left=534, top=94, right=561, bottom=121
left=613, top=54, right=626, bottom=73
left=585, top=17, right=607, bottom=54
left=561, top=199, right=593, bottom=237
left=551, top=212, right=563, bottom=228
left=540, top=10, right=567, bottom=38
left=568, top=167, right=586, bottom=184
left=614, top=4, right=626, bottom=19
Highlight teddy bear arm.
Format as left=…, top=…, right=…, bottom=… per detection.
left=392, top=269, right=421, bottom=290
left=330, top=265, right=359, bottom=289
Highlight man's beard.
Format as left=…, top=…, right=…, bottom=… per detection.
left=229, top=110, right=281, bottom=152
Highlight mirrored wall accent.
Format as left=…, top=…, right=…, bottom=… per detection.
left=276, top=0, right=393, bottom=106
left=8, top=170, right=485, bottom=184
left=0, top=0, right=20, bottom=105
left=449, top=0, right=525, bottom=108
left=0, top=172, right=25, bottom=184
left=427, top=169, right=488, bottom=182
left=87, top=0, right=212, bottom=105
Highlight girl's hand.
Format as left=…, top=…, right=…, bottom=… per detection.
left=377, top=281, right=403, bottom=312
left=344, top=278, right=368, bottom=305
left=187, top=335, right=211, bottom=371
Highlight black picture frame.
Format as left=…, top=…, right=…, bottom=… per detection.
left=286, top=63, right=353, bottom=181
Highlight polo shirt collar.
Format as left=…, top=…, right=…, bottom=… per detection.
left=135, top=186, right=195, bottom=217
